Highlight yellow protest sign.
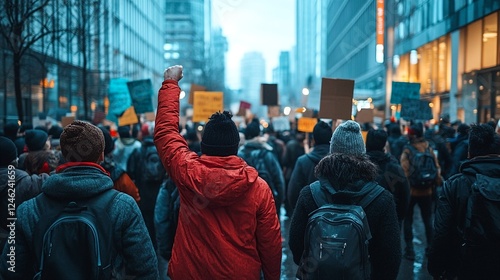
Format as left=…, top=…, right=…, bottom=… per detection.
left=361, top=130, right=368, bottom=144
left=118, top=106, right=139, bottom=126
left=192, top=91, right=224, bottom=123
left=298, top=117, right=318, bottom=133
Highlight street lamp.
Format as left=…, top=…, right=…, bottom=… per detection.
left=179, top=90, right=186, bottom=100
left=302, top=88, right=310, bottom=96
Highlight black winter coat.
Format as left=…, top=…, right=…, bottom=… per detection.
left=367, top=150, right=410, bottom=222
left=428, top=156, right=500, bottom=279
left=287, top=144, right=330, bottom=214
left=289, top=180, right=402, bottom=280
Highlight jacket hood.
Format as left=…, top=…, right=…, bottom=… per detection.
left=473, top=174, right=500, bottom=201
left=42, top=162, right=114, bottom=199
left=460, top=156, right=500, bottom=179
left=320, top=177, right=375, bottom=202
left=308, top=144, right=330, bottom=163
left=244, top=138, right=273, bottom=151
left=367, top=150, right=391, bottom=165
left=187, top=155, right=260, bottom=207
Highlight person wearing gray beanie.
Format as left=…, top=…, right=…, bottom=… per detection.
left=330, top=120, right=366, bottom=156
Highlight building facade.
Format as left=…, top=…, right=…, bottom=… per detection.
left=0, top=0, right=164, bottom=124
left=240, top=51, right=266, bottom=118
left=390, top=0, right=500, bottom=124
left=272, top=51, right=292, bottom=107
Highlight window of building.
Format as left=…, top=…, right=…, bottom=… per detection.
left=465, top=19, right=483, bottom=72
left=482, top=12, right=498, bottom=69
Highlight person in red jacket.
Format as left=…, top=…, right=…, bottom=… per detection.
left=154, top=65, right=282, bottom=280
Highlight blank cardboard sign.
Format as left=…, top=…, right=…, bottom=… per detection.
left=319, top=78, right=354, bottom=120
left=261, top=84, right=278, bottom=106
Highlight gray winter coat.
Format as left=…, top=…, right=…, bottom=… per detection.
left=0, top=163, right=159, bottom=280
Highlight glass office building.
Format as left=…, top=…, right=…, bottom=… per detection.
left=390, top=0, right=500, bottom=123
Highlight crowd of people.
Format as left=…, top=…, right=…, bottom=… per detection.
left=0, top=64, right=499, bottom=279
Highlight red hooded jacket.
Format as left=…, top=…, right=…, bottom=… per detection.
left=154, top=80, right=282, bottom=280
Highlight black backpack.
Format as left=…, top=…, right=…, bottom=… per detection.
left=239, top=148, right=277, bottom=197
left=298, top=180, right=384, bottom=280
left=32, top=189, right=119, bottom=280
left=406, top=145, right=438, bottom=188
left=141, top=144, right=165, bottom=183
left=462, top=174, right=500, bottom=259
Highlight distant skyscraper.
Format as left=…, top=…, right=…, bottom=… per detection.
left=165, top=0, right=211, bottom=107
left=240, top=52, right=266, bottom=118
left=295, top=0, right=329, bottom=109
left=272, top=51, right=292, bottom=107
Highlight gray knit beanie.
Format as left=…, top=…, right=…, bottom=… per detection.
left=330, top=120, right=366, bottom=156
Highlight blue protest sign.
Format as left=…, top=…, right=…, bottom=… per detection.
left=391, top=82, right=421, bottom=104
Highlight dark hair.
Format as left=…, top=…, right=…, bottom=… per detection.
left=315, top=153, right=378, bottom=191
left=468, top=123, right=500, bottom=158
left=25, top=150, right=59, bottom=175
left=313, top=121, right=332, bottom=146
left=408, top=123, right=423, bottom=138
left=118, top=125, right=131, bottom=139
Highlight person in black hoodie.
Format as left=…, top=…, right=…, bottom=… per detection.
left=387, top=123, right=408, bottom=163
left=366, top=129, right=410, bottom=227
left=447, top=123, right=470, bottom=177
left=289, top=121, right=401, bottom=280
left=428, top=123, right=500, bottom=279
left=287, top=121, right=332, bottom=215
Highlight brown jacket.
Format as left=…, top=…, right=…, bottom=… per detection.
left=400, top=137, right=442, bottom=196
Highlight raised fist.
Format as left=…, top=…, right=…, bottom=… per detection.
left=164, top=65, right=183, bottom=82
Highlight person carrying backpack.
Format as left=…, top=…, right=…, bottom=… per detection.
left=287, top=121, right=332, bottom=216
left=428, top=123, right=500, bottom=279
left=289, top=120, right=401, bottom=280
left=0, top=120, right=158, bottom=280
left=238, top=118, right=285, bottom=216
left=154, top=65, right=281, bottom=280
left=400, top=123, right=442, bottom=261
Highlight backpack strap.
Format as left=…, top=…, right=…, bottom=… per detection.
left=357, top=182, right=385, bottom=208
left=310, top=180, right=385, bottom=209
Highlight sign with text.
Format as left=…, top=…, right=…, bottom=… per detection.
left=118, top=106, right=139, bottom=126
left=391, top=82, right=421, bottom=104
left=261, top=84, right=278, bottom=106
left=192, top=91, right=224, bottom=123
left=318, top=78, right=355, bottom=120
left=356, top=108, right=374, bottom=124
left=272, top=116, right=291, bottom=132
left=400, top=98, right=432, bottom=121
left=298, top=117, right=318, bottom=133
left=127, top=79, right=154, bottom=114
left=108, top=78, right=131, bottom=122
left=189, top=84, right=206, bottom=105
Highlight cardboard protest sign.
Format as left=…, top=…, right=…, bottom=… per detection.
left=237, top=101, right=252, bottom=116
left=298, top=117, right=318, bottom=133
left=391, top=82, right=421, bottom=104
left=61, top=116, right=75, bottom=128
left=189, top=84, right=206, bottom=105
left=361, top=130, right=368, bottom=144
left=268, top=106, right=280, bottom=118
left=356, top=109, right=374, bottom=124
left=108, top=78, right=131, bottom=123
left=318, top=78, right=354, bottom=120
left=400, top=98, right=432, bottom=121
left=144, top=112, right=156, bottom=122
left=271, top=116, right=291, bottom=132
left=192, top=91, right=224, bottom=123
left=127, top=79, right=154, bottom=114
left=261, top=84, right=278, bottom=106
left=118, top=106, right=139, bottom=126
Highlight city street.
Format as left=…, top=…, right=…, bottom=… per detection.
left=279, top=206, right=433, bottom=280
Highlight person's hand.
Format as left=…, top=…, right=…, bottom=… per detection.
left=164, top=65, right=183, bottom=82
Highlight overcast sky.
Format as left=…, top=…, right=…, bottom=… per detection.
left=212, top=0, right=296, bottom=89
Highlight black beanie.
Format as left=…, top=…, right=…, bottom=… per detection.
left=25, top=129, right=49, bottom=151
left=313, top=121, right=332, bottom=145
left=366, top=129, right=388, bottom=152
left=0, top=136, right=18, bottom=166
left=201, top=111, right=240, bottom=157
left=468, top=123, right=500, bottom=158
left=99, top=126, right=115, bottom=155
left=244, top=119, right=261, bottom=140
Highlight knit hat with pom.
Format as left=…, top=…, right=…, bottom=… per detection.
left=201, top=111, right=240, bottom=157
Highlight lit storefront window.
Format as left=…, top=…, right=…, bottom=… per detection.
left=482, top=13, right=498, bottom=69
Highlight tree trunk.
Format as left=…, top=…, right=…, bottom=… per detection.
left=13, top=52, right=24, bottom=123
